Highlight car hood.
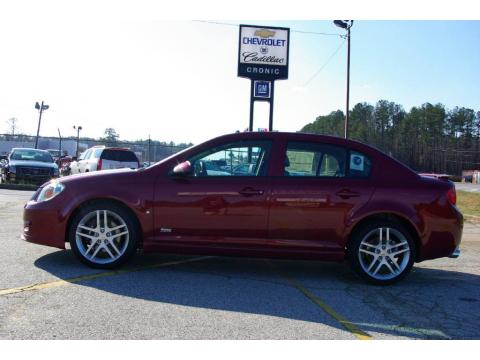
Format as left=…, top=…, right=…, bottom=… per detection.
left=8, top=160, right=58, bottom=169
left=58, top=167, right=136, bottom=184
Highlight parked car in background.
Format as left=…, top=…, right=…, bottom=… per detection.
left=23, top=132, right=463, bottom=285
left=46, top=149, right=62, bottom=162
left=69, top=146, right=140, bottom=175
left=0, top=148, right=58, bottom=185
left=419, top=173, right=451, bottom=181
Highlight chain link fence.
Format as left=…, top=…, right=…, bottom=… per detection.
left=0, top=134, right=190, bottom=163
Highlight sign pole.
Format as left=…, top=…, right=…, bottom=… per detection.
left=238, top=24, right=289, bottom=133
left=268, top=82, right=275, bottom=131
left=249, top=80, right=255, bottom=132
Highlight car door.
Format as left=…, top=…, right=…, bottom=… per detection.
left=153, top=140, right=272, bottom=245
left=78, top=149, right=92, bottom=173
left=70, top=151, right=85, bottom=174
left=268, top=140, right=374, bottom=251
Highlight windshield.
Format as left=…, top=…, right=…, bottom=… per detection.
left=47, top=150, right=60, bottom=157
left=10, top=149, right=54, bottom=163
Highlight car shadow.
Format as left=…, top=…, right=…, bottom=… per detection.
left=34, top=250, right=480, bottom=339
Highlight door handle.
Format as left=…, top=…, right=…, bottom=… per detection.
left=239, top=187, right=264, bottom=197
left=335, top=189, right=360, bottom=199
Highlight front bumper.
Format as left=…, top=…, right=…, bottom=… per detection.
left=22, top=200, right=67, bottom=249
left=7, top=172, right=56, bottom=185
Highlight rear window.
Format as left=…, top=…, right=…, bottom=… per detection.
left=100, top=149, right=139, bottom=163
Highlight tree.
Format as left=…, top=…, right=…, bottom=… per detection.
left=5, top=117, right=19, bottom=136
left=301, top=110, right=344, bottom=137
left=299, top=100, right=479, bottom=176
left=102, top=128, right=120, bottom=146
left=349, top=102, right=374, bottom=143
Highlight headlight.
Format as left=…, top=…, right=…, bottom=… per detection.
left=9, top=165, right=16, bottom=173
left=53, top=167, right=59, bottom=176
left=36, top=182, right=65, bottom=202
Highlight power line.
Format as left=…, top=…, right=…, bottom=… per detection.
left=303, top=39, right=346, bottom=87
left=192, top=20, right=343, bottom=37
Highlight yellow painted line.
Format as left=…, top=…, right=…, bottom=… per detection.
left=0, top=256, right=212, bottom=296
left=267, top=261, right=372, bottom=340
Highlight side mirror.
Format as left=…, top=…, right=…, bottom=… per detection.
left=172, top=160, right=192, bottom=176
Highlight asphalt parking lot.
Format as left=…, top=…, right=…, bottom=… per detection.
left=0, top=188, right=479, bottom=339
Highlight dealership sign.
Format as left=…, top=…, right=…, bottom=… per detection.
left=253, top=80, right=271, bottom=99
left=238, top=25, right=290, bottom=80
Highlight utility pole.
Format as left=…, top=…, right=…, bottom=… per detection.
left=34, top=101, right=49, bottom=148
left=73, top=125, right=82, bottom=158
left=58, top=128, right=62, bottom=155
left=333, top=20, right=354, bottom=139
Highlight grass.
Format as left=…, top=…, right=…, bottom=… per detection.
left=457, top=190, right=480, bottom=224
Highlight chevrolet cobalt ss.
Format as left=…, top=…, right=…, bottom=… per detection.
left=23, top=132, right=463, bottom=284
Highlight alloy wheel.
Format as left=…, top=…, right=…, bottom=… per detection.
left=75, top=210, right=130, bottom=265
left=358, top=227, right=411, bottom=281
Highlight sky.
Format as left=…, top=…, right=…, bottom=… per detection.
left=1, top=18, right=479, bottom=145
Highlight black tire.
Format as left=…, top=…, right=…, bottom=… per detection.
left=348, top=220, right=416, bottom=285
left=69, top=201, right=138, bottom=269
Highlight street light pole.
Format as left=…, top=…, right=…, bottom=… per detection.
left=345, top=25, right=351, bottom=140
left=334, top=20, right=354, bottom=139
left=73, top=125, right=82, bottom=158
left=34, top=101, right=49, bottom=149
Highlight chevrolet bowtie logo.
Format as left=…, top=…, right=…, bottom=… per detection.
left=254, top=29, right=276, bottom=38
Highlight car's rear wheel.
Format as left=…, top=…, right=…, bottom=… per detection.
left=349, top=221, right=415, bottom=285
left=69, top=201, right=138, bottom=269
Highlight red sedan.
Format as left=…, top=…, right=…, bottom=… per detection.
left=23, top=132, right=463, bottom=285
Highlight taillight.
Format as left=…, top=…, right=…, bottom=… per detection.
left=447, top=187, right=456, bottom=205
left=97, top=158, right=102, bottom=171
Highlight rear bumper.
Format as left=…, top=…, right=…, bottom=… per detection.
left=448, top=247, right=461, bottom=258
left=417, top=205, right=463, bottom=261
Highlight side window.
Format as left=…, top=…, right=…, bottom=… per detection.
left=188, top=141, right=271, bottom=177
left=319, top=154, right=341, bottom=177
left=93, top=148, right=103, bottom=158
left=83, top=149, right=92, bottom=160
left=348, top=151, right=372, bottom=178
left=285, top=142, right=346, bottom=177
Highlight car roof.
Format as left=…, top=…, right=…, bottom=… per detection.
left=89, top=146, right=131, bottom=151
left=209, top=132, right=377, bottom=153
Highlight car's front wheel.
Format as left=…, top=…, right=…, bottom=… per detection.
left=349, top=221, right=415, bottom=285
left=69, top=201, right=138, bottom=268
